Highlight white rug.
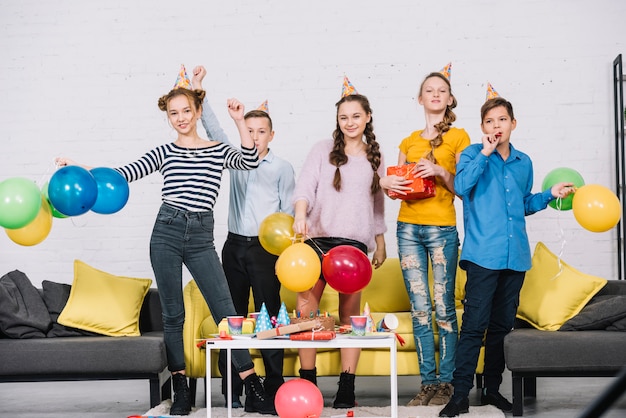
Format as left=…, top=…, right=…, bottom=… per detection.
left=143, top=399, right=505, bottom=417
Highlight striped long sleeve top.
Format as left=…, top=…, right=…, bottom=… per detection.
left=115, top=142, right=258, bottom=212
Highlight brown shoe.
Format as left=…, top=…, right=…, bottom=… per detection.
left=429, top=383, right=453, bottom=406
left=407, top=384, right=438, bottom=406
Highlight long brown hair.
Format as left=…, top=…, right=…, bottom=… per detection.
left=419, top=72, right=457, bottom=163
left=157, top=88, right=206, bottom=112
left=330, top=94, right=381, bottom=194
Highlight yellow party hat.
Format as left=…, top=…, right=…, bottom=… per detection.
left=173, top=64, right=192, bottom=90
left=341, top=75, right=358, bottom=98
left=486, top=82, right=500, bottom=100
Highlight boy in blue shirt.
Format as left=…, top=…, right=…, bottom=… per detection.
left=439, top=96, right=574, bottom=417
left=193, top=67, right=295, bottom=412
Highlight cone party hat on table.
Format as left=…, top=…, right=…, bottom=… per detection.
left=363, top=302, right=375, bottom=333
left=173, top=64, right=192, bottom=90
left=276, top=302, right=291, bottom=326
left=486, top=82, right=500, bottom=100
left=439, top=62, right=452, bottom=80
left=254, top=303, right=273, bottom=333
left=341, top=75, right=358, bottom=97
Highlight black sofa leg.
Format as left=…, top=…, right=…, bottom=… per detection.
left=475, top=373, right=484, bottom=389
left=189, top=377, right=197, bottom=407
left=150, top=378, right=160, bottom=408
left=512, top=374, right=524, bottom=416
left=524, top=376, right=536, bottom=398
left=161, top=376, right=172, bottom=402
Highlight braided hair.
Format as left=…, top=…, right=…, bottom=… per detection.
left=419, top=72, right=457, bottom=163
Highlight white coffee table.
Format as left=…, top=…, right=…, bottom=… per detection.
left=202, top=333, right=398, bottom=418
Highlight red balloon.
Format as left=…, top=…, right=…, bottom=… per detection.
left=322, top=245, right=372, bottom=294
left=274, top=378, right=323, bottom=418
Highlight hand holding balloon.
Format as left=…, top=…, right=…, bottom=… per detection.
left=550, top=182, right=575, bottom=200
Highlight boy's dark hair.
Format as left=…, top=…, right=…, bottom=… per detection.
left=481, top=97, right=515, bottom=122
left=244, top=109, right=273, bottom=131
left=331, top=94, right=382, bottom=195
left=158, top=88, right=205, bottom=112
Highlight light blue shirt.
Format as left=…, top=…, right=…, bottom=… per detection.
left=201, top=98, right=295, bottom=236
left=454, top=143, right=553, bottom=272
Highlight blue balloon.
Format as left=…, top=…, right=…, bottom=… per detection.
left=90, top=167, right=129, bottom=214
left=48, top=166, right=98, bottom=216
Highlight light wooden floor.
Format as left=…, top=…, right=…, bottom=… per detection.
left=2, top=369, right=626, bottom=417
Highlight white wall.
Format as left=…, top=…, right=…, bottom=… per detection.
left=1, top=0, right=625, bottom=286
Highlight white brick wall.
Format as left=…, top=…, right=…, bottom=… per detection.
left=1, top=0, right=625, bottom=285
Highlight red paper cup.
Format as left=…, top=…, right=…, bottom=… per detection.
left=227, top=316, right=244, bottom=335
left=350, top=315, right=368, bottom=336
left=376, top=313, right=399, bottom=332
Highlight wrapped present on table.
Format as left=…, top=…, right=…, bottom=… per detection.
left=386, top=163, right=436, bottom=200
left=256, top=320, right=318, bottom=340
left=289, top=330, right=336, bottom=341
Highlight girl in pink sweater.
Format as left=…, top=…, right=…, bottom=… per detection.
left=292, top=90, right=387, bottom=408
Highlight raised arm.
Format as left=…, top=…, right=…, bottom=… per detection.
left=192, top=65, right=233, bottom=146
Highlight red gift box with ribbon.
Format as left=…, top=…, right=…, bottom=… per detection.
left=386, top=163, right=436, bottom=200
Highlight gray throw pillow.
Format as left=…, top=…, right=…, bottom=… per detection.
left=560, top=295, right=626, bottom=331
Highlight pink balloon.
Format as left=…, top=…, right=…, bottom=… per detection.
left=274, top=379, right=323, bottom=418
left=322, top=245, right=372, bottom=294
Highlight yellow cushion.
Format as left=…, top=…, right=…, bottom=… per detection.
left=58, top=260, right=152, bottom=337
left=516, top=242, right=607, bottom=331
left=361, top=258, right=411, bottom=312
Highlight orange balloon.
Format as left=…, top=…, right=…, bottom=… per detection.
left=572, top=184, right=621, bottom=233
left=259, top=212, right=294, bottom=256
left=275, top=243, right=321, bottom=292
left=6, top=196, right=53, bottom=246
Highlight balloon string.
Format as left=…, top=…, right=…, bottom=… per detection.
left=549, top=198, right=567, bottom=281
left=36, top=158, right=58, bottom=188
left=290, top=234, right=327, bottom=256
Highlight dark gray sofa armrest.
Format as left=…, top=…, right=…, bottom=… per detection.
left=139, top=289, right=163, bottom=333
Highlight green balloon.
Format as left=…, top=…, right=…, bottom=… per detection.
left=0, top=177, right=42, bottom=228
left=542, top=167, right=585, bottom=211
left=41, top=181, right=68, bottom=219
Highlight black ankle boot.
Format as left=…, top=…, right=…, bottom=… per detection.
left=333, top=371, right=356, bottom=408
left=299, top=367, right=318, bottom=386
left=244, top=373, right=276, bottom=415
left=170, top=373, right=191, bottom=416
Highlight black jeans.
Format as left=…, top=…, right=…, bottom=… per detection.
left=452, top=261, right=525, bottom=397
left=218, top=233, right=285, bottom=397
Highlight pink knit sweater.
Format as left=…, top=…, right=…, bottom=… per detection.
left=292, top=139, right=387, bottom=252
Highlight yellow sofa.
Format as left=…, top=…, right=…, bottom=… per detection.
left=183, top=258, right=484, bottom=382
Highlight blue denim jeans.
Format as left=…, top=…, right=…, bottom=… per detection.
left=397, top=222, right=459, bottom=385
left=452, top=261, right=525, bottom=398
left=149, top=204, right=254, bottom=373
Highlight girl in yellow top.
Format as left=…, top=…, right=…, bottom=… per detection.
left=380, top=70, right=470, bottom=407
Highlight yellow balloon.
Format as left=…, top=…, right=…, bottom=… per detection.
left=572, top=184, right=621, bottom=233
left=6, top=196, right=53, bottom=246
left=275, top=243, right=321, bottom=292
left=259, top=212, right=295, bottom=256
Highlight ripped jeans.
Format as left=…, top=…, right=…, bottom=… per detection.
left=397, top=222, right=459, bottom=385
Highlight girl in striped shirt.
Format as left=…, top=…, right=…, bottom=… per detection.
left=56, top=86, right=276, bottom=415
